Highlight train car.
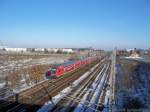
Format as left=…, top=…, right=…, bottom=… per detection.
left=74, top=60, right=81, bottom=68
left=81, top=59, right=86, bottom=65
left=63, top=61, right=75, bottom=73
left=55, top=65, right=64, bottom=76
left=45, top=61, right=76, bottom=79
left=45, top=57, right=98, bottom=79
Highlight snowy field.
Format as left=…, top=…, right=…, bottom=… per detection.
left=122, top=56, right=150, bottom=63
left=115, top=58, right=150, bottom=111
left=0, top=53, right=70, bottom=98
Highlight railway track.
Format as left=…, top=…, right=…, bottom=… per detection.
left=0, top=60, right=100, bottom=112
left=82, top=63, right=110, bottom=112
left=51, top=62, right=107, bottom=112
left=49, top=60, right=111, bottom=112
left=35, top=60, right=104, bottom=104
left=19, top=60, right=99, bottom=103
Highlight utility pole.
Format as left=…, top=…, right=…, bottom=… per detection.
left=109, top=48, right=116, bottom=112
left=113, top=47, right=116, bottom=103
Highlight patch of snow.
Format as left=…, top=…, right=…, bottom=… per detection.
left=74, top=64, right=108, bottom=112
left=0, top=82, right=5, bottom=88
left=125, top=56, right=143, bottom=60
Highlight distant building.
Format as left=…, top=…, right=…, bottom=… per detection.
left=3, top=47, right=74, bottom=54
left=26, top=48, right=35, bottom=52
left=127, top=48, right=141, bottom=58
left=34, top=48, right=45, bottom=52
left=117, top=49, right=129, bottom=56
left=47, top=48, right=59, bottom=53
left=5, top=48, right=27, bottom=52
left=47, top=48, right=74, bottom=53
left=62, top=48, right=73, bottom=53
left=129, top=52, right=140, bottom=58
left=143, top=50, right=150, bottom=55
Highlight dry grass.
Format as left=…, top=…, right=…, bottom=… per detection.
left=7, top=64, right=50, bottom=89
left=120, top=59, right=138, bottom=90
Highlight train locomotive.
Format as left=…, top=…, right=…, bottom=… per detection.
left=45, top=57, right=97, bottom=79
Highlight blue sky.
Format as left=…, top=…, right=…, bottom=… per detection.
left=0, top=0, right=150, bottom=49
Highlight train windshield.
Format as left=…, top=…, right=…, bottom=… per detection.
left=51, top=69, right=56, bottom=74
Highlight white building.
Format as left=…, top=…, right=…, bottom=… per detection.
left=62, top=48, right=73, bottom=53
left=4, top=47, right=74, bottom=53
left=45, top=48, right=57, bottom=53
left=34, top=48, right=45, bottom=52
left=47, top=48, right=73, bottom=53
left=5, top=48, right=27, bottom=52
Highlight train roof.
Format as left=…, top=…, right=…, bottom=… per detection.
left=53, top=60, right=76, bottom=67
left=62, top=61, right=75, bottom=66
left=52, top=57, right=92, bottom=68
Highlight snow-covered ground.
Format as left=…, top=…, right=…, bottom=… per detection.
left=0, top=57, right=66, bottom=76
left=124, top=56, right=143, bottom=60
left=122, top=56, right=150, bottom=63
left=0, top=82, right=5, bottom=88
left=125, top=57, right=143, bottom=59
left=116, top=58, right=150, bottom=111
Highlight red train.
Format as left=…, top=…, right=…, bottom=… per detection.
left=45, top=57, right=97, bottom=79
